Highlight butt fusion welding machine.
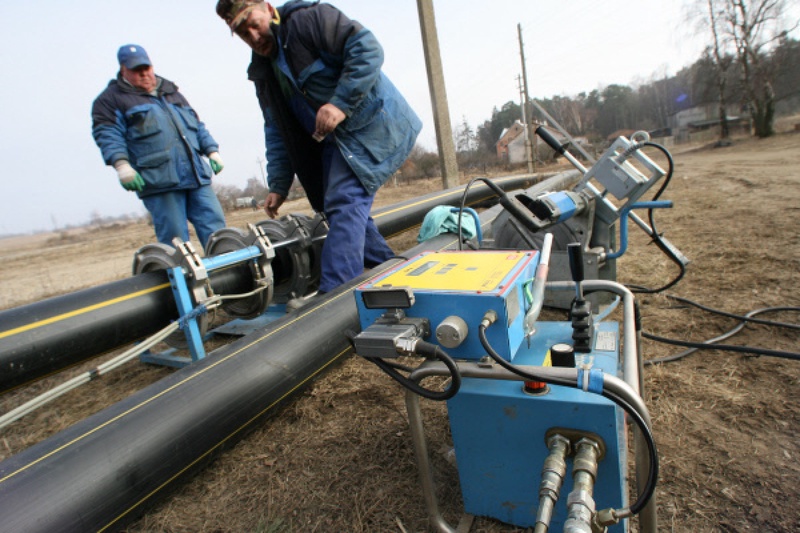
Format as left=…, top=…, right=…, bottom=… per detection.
left=352, top=129, right=676, bottom=533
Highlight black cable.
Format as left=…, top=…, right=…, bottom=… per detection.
left=642, top=142, right=673, bottom=202
left=644, top=305, right=800, bottom=365
left=377, top=360, right=415, bottom=373
left=643, top=331, right=800, bottom=361
left=368, top=341, right=461, bottom=401
left=599, top=388, right=659, bottom=516
left=478, top=324, right=572, bottom=388
left=456, top=179, right=473, bottom=250
left=457, top=176, right=504, bottom=250
left=664, top=296, right=800, bottom=330
left=477, top=323, right=658, bottom=516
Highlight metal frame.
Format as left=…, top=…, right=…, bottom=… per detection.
left=403, top=279, right=656, bottom=533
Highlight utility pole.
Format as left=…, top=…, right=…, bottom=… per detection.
left=417, top=0, right=459, bottom=189
left=517, top=74, right=533, bottom=169
left=256, top=156, right=268, bottom=190
left=518, top=23, right=537, bottom=173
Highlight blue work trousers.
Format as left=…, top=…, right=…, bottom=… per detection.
left=319, top=143, right=394, bottom=293
left=141, top=185, right=226, bottom=249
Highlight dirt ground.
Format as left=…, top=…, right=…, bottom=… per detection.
left=1, top=119, right=799, bottom=532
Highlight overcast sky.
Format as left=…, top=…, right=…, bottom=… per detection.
left=1, top=1, right=794, bottom=235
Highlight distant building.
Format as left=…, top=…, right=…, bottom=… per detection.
left=669, top=103, right=749, bottom=142
left=496, top=120, right=527, bottom=163
left=235, top=196, right=254, bottom=208
left=498, top=120, right=592, bottom=164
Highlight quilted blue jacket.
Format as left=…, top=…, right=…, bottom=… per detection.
left=247, top=1, right=421, bottom=210
left=91, top=76, right=218, bottom=198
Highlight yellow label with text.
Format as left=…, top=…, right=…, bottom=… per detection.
left=376, top=251, right=527, bottom=292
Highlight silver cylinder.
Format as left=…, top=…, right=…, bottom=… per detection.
left=563, top=438, right=601, bottom=533
left=435, top=315, right=469, bottom=349
left=534, top=434, right=570, bottom=533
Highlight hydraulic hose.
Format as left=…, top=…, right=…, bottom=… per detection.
left=404, top=359, right=658, bottom=531
left=477, top=316, right=658, bottom=521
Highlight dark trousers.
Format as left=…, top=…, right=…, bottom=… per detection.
left=319, top=143, right=394, bottom=292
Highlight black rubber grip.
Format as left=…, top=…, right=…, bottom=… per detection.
left=535, top=126, right=565, bottom=154
left=567, top=243, right=585, bottom=283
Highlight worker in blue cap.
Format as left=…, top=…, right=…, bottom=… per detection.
left=91, top=45, right=227, bottom=249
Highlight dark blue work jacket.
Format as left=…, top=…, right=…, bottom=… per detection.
left=248, top=0, right=421, bottom=211
left=91, top=76, right=218, bottom=198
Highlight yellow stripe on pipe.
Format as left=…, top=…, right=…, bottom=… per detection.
left=0, top=283, right=172, bottom=341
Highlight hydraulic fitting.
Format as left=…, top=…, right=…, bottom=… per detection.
left=564, top=438, right=603, bottom=533
left=534, top=434, right=571, bottom=533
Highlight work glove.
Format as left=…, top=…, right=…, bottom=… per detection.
left=208, top=152, right=224, bottom=174
left=113, top=160, right=145, bottom=192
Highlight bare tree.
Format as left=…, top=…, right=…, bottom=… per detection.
left=724, top=0, right=794, bottom=137
left=691, top=0, right=797, bottom=138
left=454, top=116, right=477, bottom=153
left=706, top=0, right=735, bottom=140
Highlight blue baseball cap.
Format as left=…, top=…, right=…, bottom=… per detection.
left=117, top=44, right=152, bottom=69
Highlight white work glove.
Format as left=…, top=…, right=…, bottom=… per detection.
left=113, top=160, right=145, bottom=192
left=208, top=152, right=224, bottom=174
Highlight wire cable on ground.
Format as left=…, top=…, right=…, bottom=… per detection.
left=0, top=285, right=271, bottom=430
left=0, top=320, right=180, bottom=430
left=644, top=304, right=800, bottom=366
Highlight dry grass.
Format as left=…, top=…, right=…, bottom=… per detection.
left=1, top=126, right=800, bottom=532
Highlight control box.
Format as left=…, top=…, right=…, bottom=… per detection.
left=355, top=251, right=539, bottom=361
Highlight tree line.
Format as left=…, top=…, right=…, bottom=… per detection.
left=216, top=2, right=799, bottom=191
left=464, top=36, right=799, bottom=160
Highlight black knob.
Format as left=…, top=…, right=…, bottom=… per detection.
left=551, top=343, right=575, bottom=367
left=567, top=243, right=585, bottom=283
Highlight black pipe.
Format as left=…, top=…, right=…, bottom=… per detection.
left=0, top=174, right=539, bottom=393
left=0, top=267, right=249, bottom=393
left=0, top=172, right=579, bottom=531
left=0, top=232, right=462, bottom=533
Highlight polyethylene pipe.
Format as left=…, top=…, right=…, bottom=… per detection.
left=371, top=173, right=542, bottom=238
left=0, top=171, right=582, bottom=531
left=0, top=267, right=248, bottom=393
left=0, top=173, right=541, bottom=393
left=0, top=232, right=462, bottom=533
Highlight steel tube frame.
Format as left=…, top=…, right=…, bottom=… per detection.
left=0, top=267, right=248, bottom=393
left=405, top=278, right=656, bottom=533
